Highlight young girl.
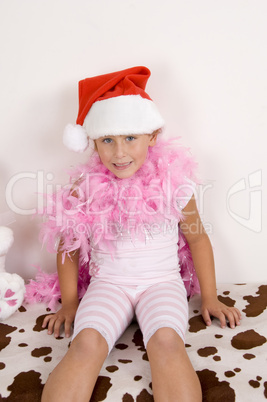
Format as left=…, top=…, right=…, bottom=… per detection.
left=36, top=66, right=241, bottom=401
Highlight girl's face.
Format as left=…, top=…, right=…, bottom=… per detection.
left=94, top=133, right=158, bottom=179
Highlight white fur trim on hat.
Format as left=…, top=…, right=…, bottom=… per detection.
left=83, top=95, right=165, bottom=139
left=63, top=124, right=89, bottom=153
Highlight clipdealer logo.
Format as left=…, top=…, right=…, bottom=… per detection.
left=226, top=170, right=262, bottom=233
left=4, top=169, right=262, bottom=234
left=4, top=170, right=198, bottom=218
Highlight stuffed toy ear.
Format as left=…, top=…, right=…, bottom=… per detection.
left=0, top=226, right=14, bottom=262
left=0, top=226, right=25, bottom=321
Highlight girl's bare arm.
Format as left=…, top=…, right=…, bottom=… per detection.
left=42, top=249, right=80, bottom=338
left=181, top=196, right=241, bottom=328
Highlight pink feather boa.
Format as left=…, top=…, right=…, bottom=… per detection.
left=25, top=139, right=200, bottom=310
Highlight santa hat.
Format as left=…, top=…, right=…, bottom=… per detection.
left=63, top=66, right=164, bottom=153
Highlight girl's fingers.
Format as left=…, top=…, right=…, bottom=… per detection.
left=47, top=316, right=57, bottom=335
left=42, top=314, right=54, bottom=328
left=44, top=314, right=63, bottom=337
left=64, top=319, right=73, bottom=338
left=202, top=304, right=242, bottom=329
left=222, top=307, right=241, bottom=329
left=53, top=317, right=63, bottom=338
left=225, top=310, right=236, bottom=329
left=231, top=308, right=242, bottom=326
left=236, top=308, right=242, bottom=321
left=42, top=311, right=74, bottom=338
left=217, top=311, right=227, bottom=329
left=201, top=308, right=212, bottom=326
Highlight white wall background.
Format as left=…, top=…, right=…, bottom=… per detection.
left=0, top=0, right=266, bottom=283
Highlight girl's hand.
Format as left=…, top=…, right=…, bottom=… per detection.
left=42, top=302, right=79, bottom=338
left=201, top=297, right=242, bottom=329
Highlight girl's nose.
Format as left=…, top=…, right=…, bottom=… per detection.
left=114, top=142, right=126, bottom=159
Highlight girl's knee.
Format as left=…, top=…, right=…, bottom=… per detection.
left=70, top=328, right=109, bottom=359
left=147, top=327, right=184, bottom=355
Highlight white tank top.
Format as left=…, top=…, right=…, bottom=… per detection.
left=89, top=221, right=181, bottom=286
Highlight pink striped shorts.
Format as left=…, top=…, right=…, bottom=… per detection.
left=73, top=278, right=188, bottom=353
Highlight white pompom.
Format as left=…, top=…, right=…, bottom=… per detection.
left=63, top=124, right=89, bottom=152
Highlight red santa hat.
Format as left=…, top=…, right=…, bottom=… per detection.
left=63, top=66, right=165, bottom=153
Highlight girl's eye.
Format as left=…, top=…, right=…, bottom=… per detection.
left=126, top=136, right=135, bottom=142
left=103, top=138, right=113, bottom=144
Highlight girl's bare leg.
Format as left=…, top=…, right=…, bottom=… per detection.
left=146, top=328, right=202, bottom=402
left=41, top=328, right=108, bottom=402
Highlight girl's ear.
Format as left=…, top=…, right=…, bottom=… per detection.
left=149, top=130, right=159, bottom=147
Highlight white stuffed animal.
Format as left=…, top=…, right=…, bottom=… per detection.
left=0, top=226, right=25, bottom=320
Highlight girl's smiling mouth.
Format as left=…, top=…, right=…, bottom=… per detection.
left=113, top=162, right=132, bottom=170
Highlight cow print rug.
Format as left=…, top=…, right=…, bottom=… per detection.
left=0, top=283, right=266, bottom=401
